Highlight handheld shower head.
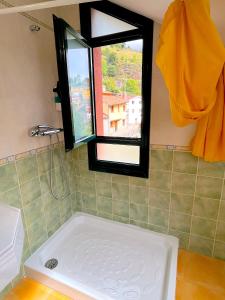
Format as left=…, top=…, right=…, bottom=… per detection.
left=28, top=125, right=63, bottom=137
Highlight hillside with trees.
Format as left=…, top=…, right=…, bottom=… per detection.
left=101, top=42, right=142, bottom=96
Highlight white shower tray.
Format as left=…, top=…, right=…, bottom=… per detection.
left=25, top=213, right=178, bottom=300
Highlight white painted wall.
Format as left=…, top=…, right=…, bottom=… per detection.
left=0, top=5, right=79, bottom=159
left=0, top=4, right=199, bottom=160
left=0, top=13, right=59, bottom=159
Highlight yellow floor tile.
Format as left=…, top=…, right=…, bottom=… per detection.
left=4, top=278, right=71, bottom=300
left=176, top=279, right=225, bottom=300
left=182, top=251, right=225, bottom=291
left=3, top=250, right=225, bottom=300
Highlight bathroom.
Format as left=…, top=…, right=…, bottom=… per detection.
left=0, top=0, right=225, bottom=299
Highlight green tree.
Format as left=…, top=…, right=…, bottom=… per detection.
left=107, top=65, right=117, bottom=77
left=103, top=78, right=120, bottom=93
left=125, top=79, right=141, bottom=95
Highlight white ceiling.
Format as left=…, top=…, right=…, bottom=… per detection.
left=1, top=0, right=225, bottom=42
left=111, top=0, right=225, bottom=43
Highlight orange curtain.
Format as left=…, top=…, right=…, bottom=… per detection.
left=156, top=0, right=225, bottom=161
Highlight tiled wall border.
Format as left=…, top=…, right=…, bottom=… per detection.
left=0, top=143, right=62, bottom=166
left=0, top=144, right=191, bottom=166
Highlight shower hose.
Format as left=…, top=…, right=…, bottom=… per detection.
left=49, top=133, right=70, bottom=200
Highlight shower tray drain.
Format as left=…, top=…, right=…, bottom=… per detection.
left=45, top=258, right=58, bottom=270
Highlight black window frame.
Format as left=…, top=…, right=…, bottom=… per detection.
left=53, top=15, right=96, bottom=151
left=80, top=0, right=154, bottom=178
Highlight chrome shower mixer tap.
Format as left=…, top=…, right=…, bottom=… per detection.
left=28, top=125, right=63, bottom=137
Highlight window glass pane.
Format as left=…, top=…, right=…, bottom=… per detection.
left=97, top=144, right=140, bottom=164
left=91, top=9, right=137, bottom=38
left=94, top=40, right=143, bottom=138
left=66, top=30, right=93, bottom=143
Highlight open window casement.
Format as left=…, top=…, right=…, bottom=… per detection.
left=53, top=1, right=153, bottom=178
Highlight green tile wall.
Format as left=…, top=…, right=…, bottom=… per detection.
left=71, top=146, right=225, bottom=261
left=1, top=144, right=225, bottom=298
left=0, top=147, right=75, bottom=298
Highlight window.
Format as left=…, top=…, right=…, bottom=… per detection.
left=53, top=1, right=153, bottom=178
left=94, top=40, right=143, bottom=139
left=53, top=16, right=95, bottom=150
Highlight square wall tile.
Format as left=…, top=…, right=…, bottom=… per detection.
left=78, top=144, right=88, bottom=160
left=82, top=208, right=97, bottom=216
left=82, top=193, right=96, bottom=211
left=172, top=173, right=195, bottom=195
left=148, top=170, right=171, bottom=191
left=39, top=173, right=50, bottom=195
left=37, top=151, right=50, bottom=174
left=45, top=209, right=60, bottom=234
left=52, top=148, right=61, bottom=169
left=79, top=160, right=94, bottom=179
left=95, top=172, right=112, bottom=182
left=1, top=187, right=21, bottom=208
left=214, top=241, right=225, bottom=260
left=149, top=189, right=170, bottom=209
left=191, top=216, right=216, bottom=239
left=171, top=193, right=193, bottom=214
left=0, top=163, right=18, bottom=193
left=198, top=160, right=225, bottom=178
left=112, top=183, right=129, bottom=202
left=76, top=192, right=83, bottom=210
left=193, top=197, right=219, bottom=220
left=129, top=176, right=148, bottom=186
left=113, top=200, right=129, bottom=218
left=69, top=175, right=79, bottom=194
left=130, top=219, right=148, bottom=229
left=173, top=151, right=197, bottom=174
left=79, top=177, right=95, bottom=194
left=20, top=177, right=41, bottom=206
left=219, top=201, right=225, bottom=221
left=47, top=221, right=61, bottom=238
left=222, top=182, right=225, bottom=200
left=59, top=195, right=72, bottom=221
left=216, top=222, right=225, bottom=242
left=196, top=176, right=223, bottom=199
left=27, top=218, right=48, bottom=252
left=189, top=235, right=214, bottom=256
left=96, top=180, right=112, bottom=198
left=130, top=203, right=148, bottom=223
left=149, top=207, right=169, bottom=228
left=97, top=211, right=113, bottom=220
left=169, top=212, right=191, bottom=233
left=23, top=197, right=44, bottom=226
left=150, top=150, right=173, bottom=171
left=71, top=192, right=82, bottom=212
left=130, top=185, right=148, bottom=205
left=147, top=224, right=168, bottom=234
left=42, top=192, right=58, bottom=212
left=113, top=215, right=129, bottom=224
left=72, top=148, right=79, bottom=160
left=97, top=196, right=112, bottom=214
left=16, top=156, right=38, bottom=184
left=112, top=174, right=129, bottom=184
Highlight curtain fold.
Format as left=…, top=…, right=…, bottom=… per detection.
left=156, top=0, right=225, bottom=161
